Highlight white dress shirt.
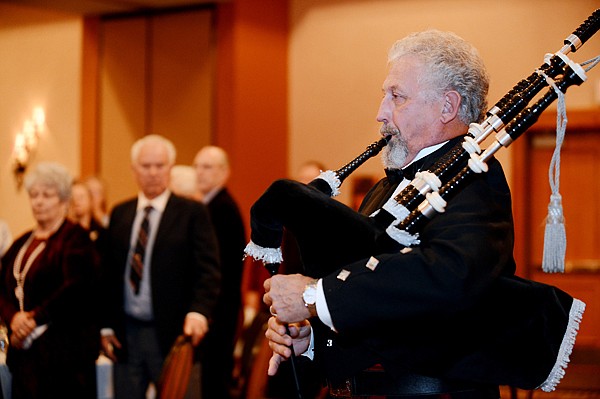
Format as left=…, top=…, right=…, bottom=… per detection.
left=124, top=190, right=171, bottom=321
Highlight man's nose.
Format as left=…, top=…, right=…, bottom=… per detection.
left=376, top=98, right=390, bottom=123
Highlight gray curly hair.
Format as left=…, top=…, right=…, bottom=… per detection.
left=24, top=162, right=73, bottom=202
left=388, top=29, right=489, bottom=124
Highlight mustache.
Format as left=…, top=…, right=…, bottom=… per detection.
left=380, top=124, right=399, bottom=137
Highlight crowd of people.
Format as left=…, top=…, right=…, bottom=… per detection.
left=0, top=136, right=248, bottom=399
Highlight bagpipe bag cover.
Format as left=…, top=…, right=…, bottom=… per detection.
left=249, top=177, right=583, bottom=391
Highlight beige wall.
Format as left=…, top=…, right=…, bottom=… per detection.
left=289, top=0, right=600, bottom=205
left=0, top=4, right=82, bottom=238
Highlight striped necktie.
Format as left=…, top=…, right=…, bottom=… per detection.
left=130, top=205, right=153, bottom=295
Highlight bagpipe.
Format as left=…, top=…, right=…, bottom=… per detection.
left=245, top=9, right=600, bottom=392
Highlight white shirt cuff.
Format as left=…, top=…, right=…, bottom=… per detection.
left=185, top=312, right=208, bottom=324
left=301, top=326, right=315, bottom=360
left=316, top=278, right=337, bottom=332
left=100, top=328, right=115, bottom=337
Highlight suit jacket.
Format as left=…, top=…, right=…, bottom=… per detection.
left=202, top=187, right=246, bottom=349
left=312, top=137, right=518, bottom=383
left=201, top=188, right=246, bottom=396
left=102, top=193, right=220, bottom=357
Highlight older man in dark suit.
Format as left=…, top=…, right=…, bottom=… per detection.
left=261, top=30, right=583, bottom=399
left=101, top=134, right=220, bottom=399
left=194, top=146, right=246, bottom=399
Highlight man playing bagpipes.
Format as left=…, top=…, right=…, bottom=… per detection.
left=258, top=29, right=586, bottom=399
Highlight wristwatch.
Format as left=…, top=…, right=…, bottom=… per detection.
left=302, top=279, right=318, bottom=318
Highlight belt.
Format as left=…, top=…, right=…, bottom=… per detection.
left=328, top=368, right=495, bottom=398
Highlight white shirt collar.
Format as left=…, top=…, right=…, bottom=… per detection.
left=404, top=141, right=447, bottom=169
left=137, top=189, right=171, bottom=213
left=201, top=186, right=223, bottom=205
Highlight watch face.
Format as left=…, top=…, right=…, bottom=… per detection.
left=303, top=284, right=317, bottom=305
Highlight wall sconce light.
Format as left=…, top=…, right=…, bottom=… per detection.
left=12, top=107, right=45, bottom=188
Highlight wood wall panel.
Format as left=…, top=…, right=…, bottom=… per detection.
left=150, top=10, right=213, bottom=165
left=81, top=17, right=100, bottom=177
left=528, top=131, right=600, bottom=268
left=100, top=17, right=147, bottom=205
left=98, top=9, right=213, bottom=207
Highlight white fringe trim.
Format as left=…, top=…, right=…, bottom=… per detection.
left=385, top=225, right=420, bottom=247
left=316, top=170, right=341, bottom=197
left=538, top=298, right=586, bottom=392
left=243, top=241, right=283, bottom=264
left=382, top=198, right=410, bottom=221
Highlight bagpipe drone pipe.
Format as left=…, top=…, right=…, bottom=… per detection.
left=245, top=9, right=600, bottom=392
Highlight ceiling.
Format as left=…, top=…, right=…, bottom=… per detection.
left=0, top=0, right=227, bottom=16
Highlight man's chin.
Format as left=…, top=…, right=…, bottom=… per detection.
left=381, top=147, right=407, bottom=170
left=143, top=187, right=166, bottom=199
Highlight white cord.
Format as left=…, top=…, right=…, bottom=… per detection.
left=536, top=69, right=567, bottom=273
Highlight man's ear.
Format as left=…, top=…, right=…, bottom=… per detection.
left=440, top=91, right=461, bottom=123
